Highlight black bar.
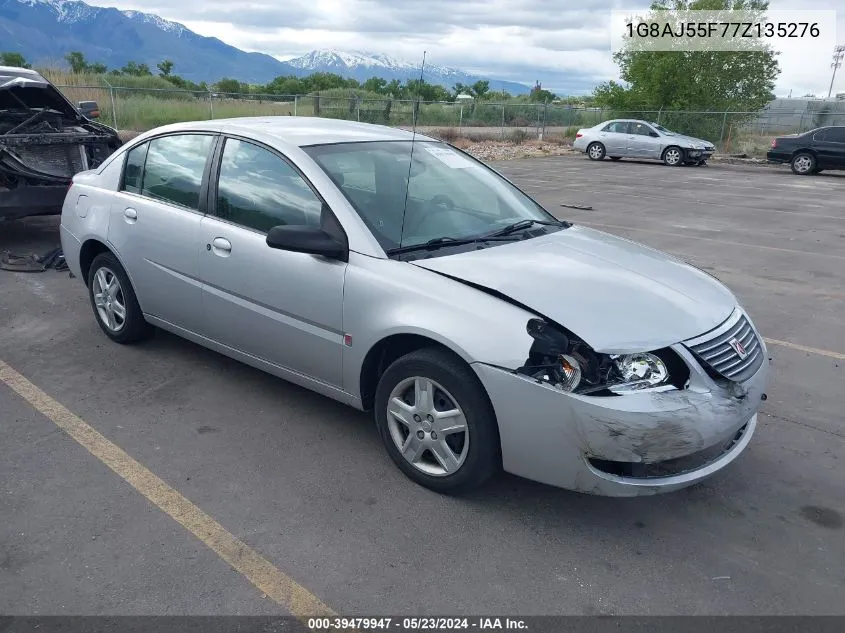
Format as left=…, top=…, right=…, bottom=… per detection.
left=1, top=617, right=845, bottom=633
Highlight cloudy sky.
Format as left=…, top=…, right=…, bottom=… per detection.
left=96, top=0, right=844, bottom=96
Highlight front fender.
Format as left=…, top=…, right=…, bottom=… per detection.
left=341, top=252, right=536, bottom=398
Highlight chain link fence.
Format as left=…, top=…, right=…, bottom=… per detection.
left=56, top=83, right=845, bottom=153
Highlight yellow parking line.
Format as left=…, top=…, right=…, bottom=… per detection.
left=763, top=338, right=845, bottom=361
left=0, top=359, right=335, bottom=618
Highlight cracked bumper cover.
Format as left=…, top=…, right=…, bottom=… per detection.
left=472, top=342, right=769, bottom=496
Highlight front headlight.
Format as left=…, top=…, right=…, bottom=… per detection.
left=608, top=353, right=669, bottom=393
left=517, top=319, right=678, bottom=395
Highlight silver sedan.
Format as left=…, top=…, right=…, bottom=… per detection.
left=573, top=119, right=716, bottom=166
left=60, top=117, right=767, bottom=496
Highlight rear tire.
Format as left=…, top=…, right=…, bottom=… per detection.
left=791, top=152, right=816, bottom=175
left=87, top=252, right=152, bottom=344
left=587, top=142, right=606, bottom=161
left=662, top=146, right=684, bottom=166
left=374, top=348, right=500, bottom=494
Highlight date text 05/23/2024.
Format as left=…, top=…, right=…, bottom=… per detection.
left=307, top=617, right=528, bottom=631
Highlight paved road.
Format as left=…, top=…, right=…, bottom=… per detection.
left=1, top=156, right=843, bottom=616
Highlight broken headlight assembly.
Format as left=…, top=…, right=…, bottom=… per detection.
left=516, top=318, right=688, bottom=396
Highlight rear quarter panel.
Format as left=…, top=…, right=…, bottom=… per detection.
left=60, top=160, right=122, bottom=282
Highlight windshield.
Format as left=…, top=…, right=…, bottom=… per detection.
left=651, top=123, right=676, bottom=135
left=303, top=141, right=562, bottom=254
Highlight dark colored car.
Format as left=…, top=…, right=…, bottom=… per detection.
left=767, top=126, right=845, bottom=175
left=1, top=66, right=122, bottom=221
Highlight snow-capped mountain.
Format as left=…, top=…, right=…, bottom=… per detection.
left=284, top=50, right=529, bottom=94
left=15, top=0, right=186, bottom=34
left=0, top=0, right=532, bottom=92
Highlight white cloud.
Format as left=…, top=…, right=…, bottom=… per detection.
left=94, top=0, right=845, bottom=96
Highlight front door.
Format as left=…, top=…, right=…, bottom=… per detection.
left=106, top=133, right=216, bottom=330
left=626, top=122, right=661, bottom=159
left=198, top=137, right=347, bottom=387
left=597, top=121, right=630, bottom=156
left=813, top=127, right=845, bottom=168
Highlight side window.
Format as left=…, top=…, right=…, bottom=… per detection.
left=630, top=122, right=653, bottom=136
left=122, top=142, right=148, bottom=194
left=216, top=138, right=323, bottom=233
left=812, top=128, right=828, bottom=142
left=141, top=134, right=214, bottom=210
left=825, top=127, right=845, bottom=143
left=602, top=121, right=629, bottom=134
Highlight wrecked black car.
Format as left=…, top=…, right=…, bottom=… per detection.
left=1, top=66, right=122, bottom=222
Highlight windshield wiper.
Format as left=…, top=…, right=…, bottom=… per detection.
left=482, top=218, right=569, bottom=238
left=387, top=234, right=520, bottom=256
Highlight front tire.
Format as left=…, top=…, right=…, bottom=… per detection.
left=87, top=252, right=152, bottom=344
left=662, top=146, right=684, bottom=166
left=374, top=348, right=500, bottom=494
left=587, top=142, right=606, bottom=161
left=791, top=152, right=816, bottom=175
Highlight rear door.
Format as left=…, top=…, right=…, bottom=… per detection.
left=107, top=133, right=217, bottom=330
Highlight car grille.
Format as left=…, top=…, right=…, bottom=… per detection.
left=683, top=309, right=764, bottom=383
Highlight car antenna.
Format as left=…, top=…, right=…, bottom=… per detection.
left=398, top=50, right=426, bottom=249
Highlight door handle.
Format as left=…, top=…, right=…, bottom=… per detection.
left=210, top=237, right=232, bottom=256
left=123, top=208, right=137, bottom=223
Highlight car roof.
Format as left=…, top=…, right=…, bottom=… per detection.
left=145, top=116, right=438, bottom=147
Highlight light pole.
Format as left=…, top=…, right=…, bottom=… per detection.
left=828, top=45, right=845, bottom=98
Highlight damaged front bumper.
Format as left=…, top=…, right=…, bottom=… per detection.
left=472, top=339, right=769, bottom=497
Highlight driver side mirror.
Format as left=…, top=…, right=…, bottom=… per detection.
left=266, top=225, right=348, bottom=262
left=649, top=131, right=659, bottom=137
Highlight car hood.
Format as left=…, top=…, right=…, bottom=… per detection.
left=411, top=226, right=736, bottom=352
left=0, top=71, right=80, bottom=119
left=667, top=134, right=713, bottom=148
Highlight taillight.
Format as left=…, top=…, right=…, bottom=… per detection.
left=771, top=138, right=777, bottom=148
left=576, top=132, right=583, bottom=138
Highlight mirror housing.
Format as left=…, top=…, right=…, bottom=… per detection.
left=78, top=100, right=100, bottom=118
left=266, top=225, right=348, bottom=261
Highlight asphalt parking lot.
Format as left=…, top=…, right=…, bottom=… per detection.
left=1, top=155, right=843, bottom=616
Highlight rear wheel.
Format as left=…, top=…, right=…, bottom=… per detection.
left=87, top=252, right=152, bottom=344
left=587, top=142, right=606, bottom=161
left=662, top=146, right=684, bottom=166
left=791, top=152, right=816, bottom=175
left=374, top=348, right=500, bottom=494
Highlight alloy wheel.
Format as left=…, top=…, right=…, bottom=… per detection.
left=386, top=376, right=469, bottom=477
left=92, top=266, right=127, bottom=332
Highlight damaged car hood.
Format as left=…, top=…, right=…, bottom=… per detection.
left=0, top=68, right=80, bottom=119
left=411, top=225, right=736, bottom=352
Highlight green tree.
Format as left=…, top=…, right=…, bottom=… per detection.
left=65, top=51, right=89, bottom=73
left=120, top=61, right=153, bottom=77
left=362, top=76, right=388, bottom=94
left=1, top=52, right=31, bottom=68
left=471, top=80, right=490, bottom=99
left=88, top=62, right=107, bottom=74
left=157, top=59, right=174, bottom=77
left=594, top=0, right=779, bottom=117
left=529, top=82, right=556, bottom=103
left=214, top=78, right=243, bottom=94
